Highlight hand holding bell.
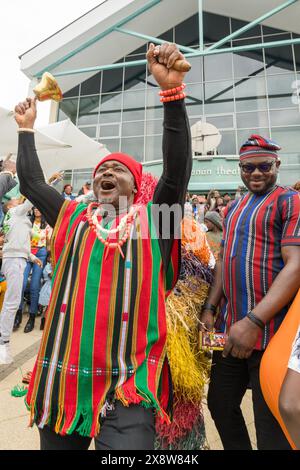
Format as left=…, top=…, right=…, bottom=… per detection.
left=33, top=72, right=63, bottom=102
left=147, top=43, right=191, bottom=91
left=14, top=72, right=62, bottom=129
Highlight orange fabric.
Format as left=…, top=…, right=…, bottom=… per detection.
left=260, top=289, right=300, bottom=450
left=0, top=281, right=7, bottom=311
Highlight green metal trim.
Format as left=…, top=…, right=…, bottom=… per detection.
left=205, top=36, right=300, bottom=55
left=52, top=36, right=300, bottom=77
left=114, top=27, right=197, bottom=54
left=35, top=0, right=162, bottom=78
left=198, top=0, right=204, bottom=51
left=206, top=0, right=298, bottom=51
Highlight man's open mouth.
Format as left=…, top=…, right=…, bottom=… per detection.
left=100, top=180, right=116, bottom=191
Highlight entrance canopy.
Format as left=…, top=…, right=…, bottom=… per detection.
left=0, top=106, right=109, bottom=177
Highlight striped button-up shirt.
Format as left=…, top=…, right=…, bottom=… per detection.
left=217, top=185, right=300, bottom=350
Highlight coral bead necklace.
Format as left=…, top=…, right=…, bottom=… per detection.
left=86, top=203, right=136, bottom=259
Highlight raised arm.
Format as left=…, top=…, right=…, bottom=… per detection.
left=149, top=44, right=192, bottom=208
left=146, top=43, right=192, bottom=269
left=15, top=98, right=64, bottom=227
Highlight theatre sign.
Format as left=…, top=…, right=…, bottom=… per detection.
left=143, top=156, right=244, bottom=192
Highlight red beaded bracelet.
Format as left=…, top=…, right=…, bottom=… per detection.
left=160, top=92, right=186, bottom=103
left=159, top=83, right=186, bottom=97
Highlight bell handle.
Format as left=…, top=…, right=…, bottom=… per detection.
left=172, top=59, right=192, bottom=72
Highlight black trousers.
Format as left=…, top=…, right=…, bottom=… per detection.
left=38, top=402, right=155, bottom=450
left=207, top=350, right=291, bottom=450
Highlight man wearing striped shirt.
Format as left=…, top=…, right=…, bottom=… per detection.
left=201, top=135, right=300, bottom=450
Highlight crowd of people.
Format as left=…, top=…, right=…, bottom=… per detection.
left=0, top=42, right=299, bottom=452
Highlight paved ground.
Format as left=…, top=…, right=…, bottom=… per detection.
left=0, top=312, right=256, bottom=450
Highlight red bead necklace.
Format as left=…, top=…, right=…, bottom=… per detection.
left=86, top=203, right=136, bottom=259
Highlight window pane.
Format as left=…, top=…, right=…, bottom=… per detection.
left=294, top=43, right=300, bottom=71
left=206, top=115, right=234, bottom=129
left=185, top=56, right=203, bottom=84
left=280, top=162, right=300, bottom=187
left=123, top=90, right=145, bottom=121
left=218, top=131, right=236, bottom=155
left=81, top=72, right=101, bottom=96
left=99, top=124, right=120, bottom=138
left=203, top=12, right=230, bottom=42
left=100, top=138, right=120, bottom=154
left=265, top=45, right=294, bottom=75
left=270, top=109, right=300, bottom=127
left=236, top=111, right=269, bottom=129
left=267, top=74, right=295, bottom=108
left=78, top=126, right=97, bottom=139
left=146, top=119, right=163, bottom=135
left=175, top=13, right=198, bottom=47
left=122, top=121, right=144, bottom=137
left=124, top=64, right=146, bottom=91
left=158, top=28, right=173, bottom=42
left=235, top=77, right=267, bottom=111
left=121, top=137, right=144, bottom=162
left=64, top=85, right=79, bottom=98
left=233, top=53, right=265, bottom=77
left=58, top=98, right=78, bottom=124
left=232, top=36, right=265, bottom=79
left=204, top=81, right=234, bottom=114
left=102, top=66, right=123, bottom=93
left=72, top=171, right=93, bottom=193
left=271, top=127, right=300, bottom=153
left=145, top=135, right=162, bottom=162
left=146, top=88, right=163, bottom=119
left=78, top=96, right=100, bottom=125
left=186, top=83, right=203, bottom=116
left=204, top=53, right=233, bottom=81
left=100, top=93, right=122, bottom=124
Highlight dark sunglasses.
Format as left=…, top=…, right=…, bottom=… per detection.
left=239, top=161, right=276, bottom=174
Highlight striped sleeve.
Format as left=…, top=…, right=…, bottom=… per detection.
left=280, top=192, right=300, bottom=246
left=51, top=200, right=80, bottom=266
left=221, top=205, right=230, bottom=247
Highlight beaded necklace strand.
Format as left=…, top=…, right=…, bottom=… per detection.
left=86, top=202, right=136, bottom=259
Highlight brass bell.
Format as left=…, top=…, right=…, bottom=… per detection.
left=33, top=72, right=63, bottom=102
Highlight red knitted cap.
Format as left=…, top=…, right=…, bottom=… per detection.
left=93, top=153, right=143, bottom=202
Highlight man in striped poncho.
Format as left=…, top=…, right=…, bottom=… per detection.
left=14, top=43, right=192, bottom=450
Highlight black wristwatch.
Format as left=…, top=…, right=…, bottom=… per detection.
left=202, top=302, right=217, bottom=314
left=246, top=311, right=265, bottom=330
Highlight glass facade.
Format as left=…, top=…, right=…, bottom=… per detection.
left=58, top=11, right=300, bottom=190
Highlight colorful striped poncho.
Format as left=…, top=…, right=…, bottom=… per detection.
left=26, top=200, right=180, bottom=437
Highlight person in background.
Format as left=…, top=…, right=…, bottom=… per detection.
left=197, top=195, right=207, bottom=225
left=235, top=185, right=244, bottom=200
left=201, top=134, right=300, bottom=450
left=204, top=211, right=223, bottom=261
left=0, top=198, right=42, bottom=364
left=292, top=181, right=300, bottom=192
left=223, top=193, right=232, bottom=206
left=184, top=193, right=192, bottom=213
left=38, top=252, right=52, bottom=331
left=15, top=207, right=50, bottom=333
left=206, top=190, right=217, bottom=212
left=191, top=194, right=202, bottom=223
left=215, top=197, right=225, bottom=217
left=78, top=181, right=91, bottom=196
left=62, top=184, right=76, bottom=201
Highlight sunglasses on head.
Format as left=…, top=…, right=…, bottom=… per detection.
left=239, top=161, right=276, bottom=174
